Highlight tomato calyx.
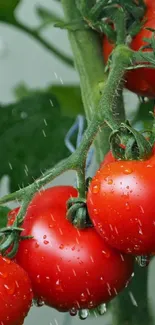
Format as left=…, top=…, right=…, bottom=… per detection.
left=0, top=225, right=22, bottom=258
left=67, top=197, right=93, bottom=229
left=0, top=214, right=33, bottom=258
left=78, top=0, right=146, bottom=40
left=110, top=121, right=152, bottom=160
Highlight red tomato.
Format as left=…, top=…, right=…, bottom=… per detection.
left=87, top=159, right=155, bottom=255
left=9, top=186, right=134, bottom=312
left=103, top=9, right=155, bottom=97
left=145, top=0, right=155, bottom=14
left=0, top=255, right=32, bottom=325
left=100, top=151, right=115, bottom=168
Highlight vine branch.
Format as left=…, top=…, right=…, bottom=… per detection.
left=1, top=18, right=74, bottom=68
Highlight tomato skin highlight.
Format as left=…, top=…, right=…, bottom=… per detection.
left=9, top=186, right=134, bottom=312
left=103, top=6, right=155, bottom=97
left=0, top=255, right=32, bottom=325
left=87, top=159, right=155, bottom=255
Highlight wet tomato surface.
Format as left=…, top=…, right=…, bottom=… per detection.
left=8, top=186, right=134, bottom=312
left=87, top=159, right=155, bottom=255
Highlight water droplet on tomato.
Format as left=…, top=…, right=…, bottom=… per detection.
left=36, top=275, right=41, bottom=284
left=43, top=235, right=47, bottom=239
left=70, top=307, right=77, bottom=316
left=102, top=249, right=110, bottom=258
left=123, top=168, right=133, bottom=175
left=139, top=205, right=144, bottom=214
left=35, top=242, right=39, bottom=248
left=107, top=178, right=113, bottom=185
left=2, top=257, right=10, bottom=264
left=44, top=240, right=49, bottom=245
left=97, top=303, right=107, bottom=315
left=134, top=244, right=140, bottom=251
left=125, top=202, right=130, bottom=210
left=93, top=208, right=98, bottom=215
left=88, top=301, right=94, bottom=308
left=79, top=309, right=89, bottom=320
left=4, top=282, right=15, bottom=295
left=92, top=184, right=100, bottom=194
left=56, top=279, right=63, bottom=292
left=85, top=270, right=89, bottom=276
left=80, top=292, right=87, bottom=302
left=100, top=276, right=105, bottom=283
left=59, top=244, right=64, bottom=249
left=120, top=254, right=125, bottom=261
left=139, top=228, right=143, bottom=235
left=72, top=246, right=75, bottom=251
left=0, top=271, right=8, bottom=279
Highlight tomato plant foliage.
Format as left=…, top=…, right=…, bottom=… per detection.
left=103, top=0, right=155, bottom=97
left=0, top=92, right=82, bottom=191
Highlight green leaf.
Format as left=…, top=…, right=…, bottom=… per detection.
left=48, top=85, right=84, bottom=117
left=0, top=207, right=10, bottom=229
left=13, top=83, right=31, bottom=100
left=36, top=6, right=63, bottom=24
left=0, top=0, right=21, bottom=21
left=54, top=19, right=86, bottom=31
left=0, top=93, right=79, bottom=191
left=132, top=99, right=154, bottom=130
left=13, top=82, right=84, bottom=117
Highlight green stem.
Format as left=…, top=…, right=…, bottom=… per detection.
left=0, top=44, right=133, bottom=207
left=62, top=0, right=110, bottom=163
left=2, top=18, right=74, bottom=68
left=115, top=8, right=126, bottom=45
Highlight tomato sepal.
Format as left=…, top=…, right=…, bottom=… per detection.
left=66, top=197, right=93, bottom=229
left=110, top=121, right=152, bottom=160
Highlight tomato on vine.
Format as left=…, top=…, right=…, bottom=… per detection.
left=8, top=186, right=134, bottom=313
left=103, top=2, right=155, bottom=97
left=0, top=255, right=32, bottom=325
left=87, top=158, right=155, bottom=255
left=100, top=142, right=155, bottom=169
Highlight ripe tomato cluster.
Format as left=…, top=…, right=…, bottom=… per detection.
left=4, top=186, right=134, bottom=323
left=102, top=0, right=155, bottom=97
left=2, top=1, right=155, bottom=323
